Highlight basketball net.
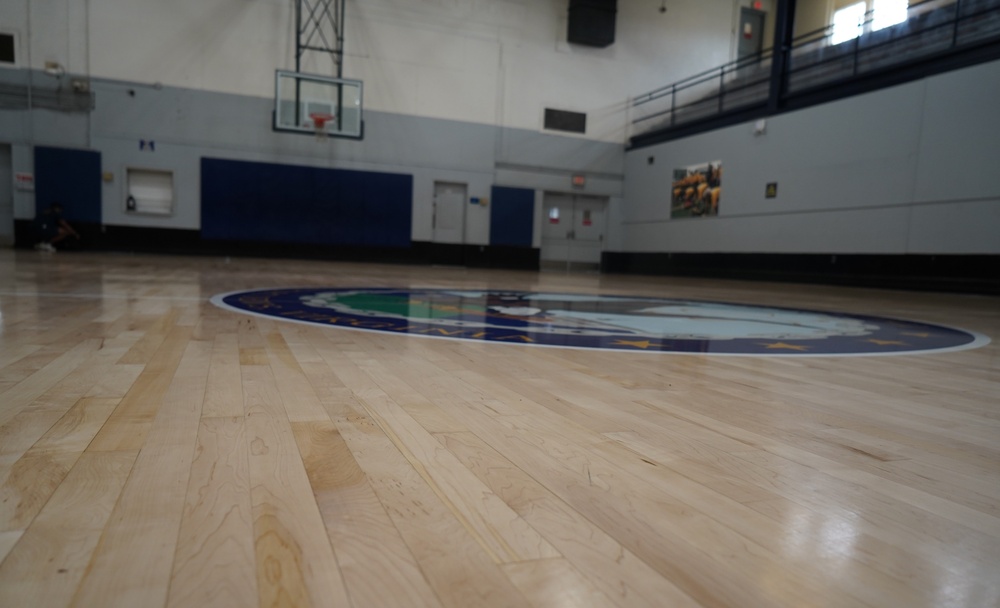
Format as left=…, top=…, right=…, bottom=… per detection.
left=309, top=113, right=334, bottom=141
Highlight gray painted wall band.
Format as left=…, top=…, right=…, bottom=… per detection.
left=1, top=68, right=624, bottom=246
left=621, top=59, right=1000, bottom=255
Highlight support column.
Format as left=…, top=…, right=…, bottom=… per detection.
left=768, top=0, right=797, bottom=112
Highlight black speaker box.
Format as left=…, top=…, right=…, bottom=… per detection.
left=567, top=0, right=617, bottom=48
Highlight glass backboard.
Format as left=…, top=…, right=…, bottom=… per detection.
left=274, top=70, right=363, bottom=139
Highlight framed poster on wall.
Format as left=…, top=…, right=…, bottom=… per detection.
left=670, top=161, right=721, bottom=219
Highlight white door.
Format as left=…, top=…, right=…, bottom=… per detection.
left=432, top=181, right=467, bottom=244
left=541, top=192, right=607, bottom=270
left=0, top=145, right=12, bottom=248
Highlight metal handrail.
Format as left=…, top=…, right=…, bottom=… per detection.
left=634, top=69, right=773, bottom=127
left=632, top=46, right=775, bottom=105
left=785, top=0, right=996, bottom=80
left=630, top=0, right=997, bottom=130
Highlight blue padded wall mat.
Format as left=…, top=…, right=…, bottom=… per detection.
left=201, top=157, right=413, bottom=248
left=489, top=186, right=534, bottom=247
left=34, top=146, right=102, bottom=223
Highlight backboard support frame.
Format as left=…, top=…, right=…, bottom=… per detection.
left=297, top=0, right=345, bottom=78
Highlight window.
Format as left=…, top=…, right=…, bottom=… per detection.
left=0, top=33, right=15, bottom=65
left=832, top=0, right=909, bottom=44
left=832, top=2, right=867, bottom=44
left=872, top=0, right=908, bottom=31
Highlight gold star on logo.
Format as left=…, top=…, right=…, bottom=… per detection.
left=614, top=340, right=661, bottom=349
left=759, top=342, right=810, bottom=351
left=867, top=339, right=908, bottom=346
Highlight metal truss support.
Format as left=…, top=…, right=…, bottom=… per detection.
left=296, top=0, right=345, bottom=77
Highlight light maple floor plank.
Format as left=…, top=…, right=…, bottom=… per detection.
left=70, top=340, right=209, bottom=608
left=167, top=416, right=256, bottom=608
left=292, top=419, right=443, bottom=608
left=243, top=364, right=353, bottom=608
left=0, top=451, right=137, bottom=607
left=0, top=250, right=997, bottom=607
left=501, top=557, right=614, bottom=608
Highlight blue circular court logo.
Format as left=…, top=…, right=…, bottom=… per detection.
left=211, top=288, right=988, bottom=356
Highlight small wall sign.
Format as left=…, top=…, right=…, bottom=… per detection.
left=14, top=172, right=34, bottom=191
left=765, top=182, right=778, bottom=198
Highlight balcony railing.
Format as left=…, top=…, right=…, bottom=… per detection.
left=629, top=0, right=1000, bottom=143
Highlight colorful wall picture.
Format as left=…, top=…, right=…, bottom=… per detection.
left=671, top=161, right=721, bottom=219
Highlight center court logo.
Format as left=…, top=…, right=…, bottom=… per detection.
left=210, top=288, right=988, bottom=356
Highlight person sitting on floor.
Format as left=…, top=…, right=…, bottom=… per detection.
left=34, top=203, right=80, bottom=252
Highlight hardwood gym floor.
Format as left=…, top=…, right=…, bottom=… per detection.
left=0, top=250, right=997, bottom=607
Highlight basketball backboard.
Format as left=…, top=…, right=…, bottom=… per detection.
left=273, top=70, right=363, bottom=139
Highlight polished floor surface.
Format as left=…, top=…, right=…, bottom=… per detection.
left=0, top=250, right=998, bottom=607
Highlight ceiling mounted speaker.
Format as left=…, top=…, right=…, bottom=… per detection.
left=567, top=0, right=617, bottom=48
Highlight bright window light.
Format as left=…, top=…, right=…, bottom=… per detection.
left=873, top=0, right=908, bottom=30
left=832, top=2, right=867, bottom=44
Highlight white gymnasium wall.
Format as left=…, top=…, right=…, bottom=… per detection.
left=620, top=59, right=1000, bottom=255
left=795, top=0, right=832, bottom=35
left=6, top=0, right=762, bottom=143
left=1, top=0, right=89, bottom=74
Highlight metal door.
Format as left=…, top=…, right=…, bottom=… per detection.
left=738, top=8, right=766, bottom=59
left=541, top=192, right=607, bottom=271
left=432, top=181, right=467, bottom=244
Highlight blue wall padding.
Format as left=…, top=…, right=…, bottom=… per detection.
left=201, top=157, right=413, bottom=248
left=34, top=146, right=102, bottom=223
left=490, top=186, right=534, bottom=247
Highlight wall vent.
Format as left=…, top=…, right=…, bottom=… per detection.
left=544, top=108, right=587, bottom=134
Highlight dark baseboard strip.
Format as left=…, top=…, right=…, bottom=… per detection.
left=601, top=251, right=1000, bottom=295
left=411, top=242, right=540, bottom=270
left=17, top=221, right=994, bottom=292
left=13, top=221, right=540, bottom=271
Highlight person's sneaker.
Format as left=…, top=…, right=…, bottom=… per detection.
left=41, top=242, right=56, bottom=252
left=34, top=242, right=46, bottom=250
